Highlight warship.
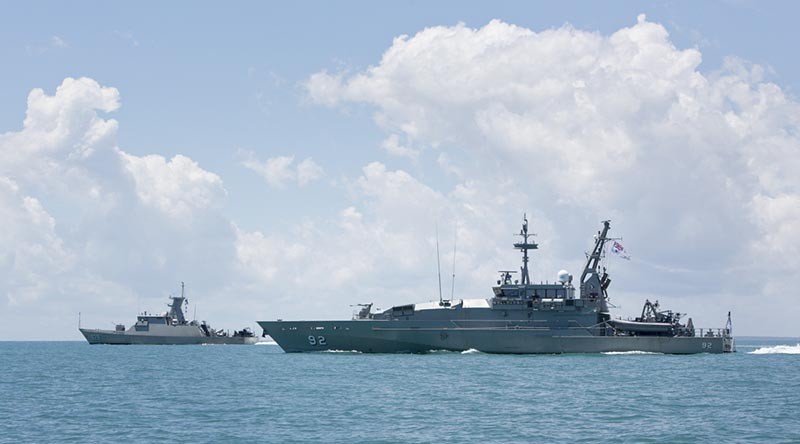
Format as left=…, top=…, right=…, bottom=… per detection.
left=79, top=283, right=258, bottom=345
left=259, top=217, right=735, bottom=354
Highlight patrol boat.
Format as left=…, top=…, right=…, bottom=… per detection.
left=259, top=217, right=734, bottom=354
left=80, top=283, right=257, bottom=345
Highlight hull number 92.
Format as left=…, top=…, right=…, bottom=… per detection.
left=308, top=335, right=327, bottom=346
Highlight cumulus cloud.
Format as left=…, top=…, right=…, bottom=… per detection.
left=1, top=77, right=119, bottom=171
left=0, top=77, right=236, bottom=339
left=303, top=15, right=800, bottom=332
left=240, top=152, right=324, bottom=187
left=236, top=162, right=447, bottom=288
left=119, top=151, right=226, bottom=219
left=0, top=177, right=72, bottom=305
left=234, top=160, right=556, bottom=320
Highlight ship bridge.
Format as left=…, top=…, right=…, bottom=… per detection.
left=491, top=215, right=577, bottom=302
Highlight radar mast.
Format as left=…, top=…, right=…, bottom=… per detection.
left=513, top=214, right=538, bottom=285
left=168, top=281, right=187, bottom=324
left=580, top=220, right=611, bottom=301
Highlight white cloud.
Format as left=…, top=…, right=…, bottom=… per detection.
left=1, top=77, right=119, bottom=169
left=234, top=161, right=555, bottom=321
left=51, top=36, right=67, bottom=48
left=303, top=15, right=800, bottom=334
left=0, top=176, right=73, bottom=305
left=245, top=154, right=294, bottom=187
left=4, top=14, right=800, bottom=338
left=0, top=77, right=238, bottom=339
left=297, top=157, right=324, bottom=185
left=381, top=134, right=419, bottom=161
left=306, top=71, right=345, bottom=107
left=119, top=151, right=227, bottom=219
left=241, top=152, right=324, bottom=187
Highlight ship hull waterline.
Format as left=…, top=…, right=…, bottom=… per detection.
left=79, top=328, right=258, bottom=345
left=259, top=321, right=733, bottom=354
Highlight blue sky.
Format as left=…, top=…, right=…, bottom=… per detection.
left=4, top=1, right=800, bottom=231
left=2, top=1, right=799, bottom=339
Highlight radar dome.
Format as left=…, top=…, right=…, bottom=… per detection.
left=557, top=269, right=571, bottom=283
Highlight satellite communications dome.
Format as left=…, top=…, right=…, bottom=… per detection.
left=557, top=269, right=571, bottom=283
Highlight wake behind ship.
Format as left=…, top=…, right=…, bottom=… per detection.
left=80, top=283, right=257, bottom=345
left=259, top=217, right=735, bottom=354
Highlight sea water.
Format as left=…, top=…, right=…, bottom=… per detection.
left=1, top=338, right=799, bottom=443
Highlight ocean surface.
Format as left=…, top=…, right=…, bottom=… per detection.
left=2, top=337, right=799, bottom=443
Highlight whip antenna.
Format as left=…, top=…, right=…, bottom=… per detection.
left=436, top=224, right=443, bottom=305
left=450, top=221, right=457, bottom=302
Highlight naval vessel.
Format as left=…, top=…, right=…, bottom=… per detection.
left=259, top=217, right=734, bottom=354
left=80, top=283, right=258, bottom=345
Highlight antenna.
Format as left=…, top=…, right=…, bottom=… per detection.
left=436, top=224, right=443, bottom=305
left=514, top=213, right=538, bottom=286
left=726, top=311, right=732, bottom=336
left=450, top=221, right=457, bottom=302
left=78, top=312, right=81, bottom=329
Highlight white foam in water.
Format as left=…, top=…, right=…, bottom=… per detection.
left=461, top=348, right=482, bottom=354
left=255, top=341, right=277, bottom=345
left=749, top=344, right=800, bottom=354
left=602, top=351, right=662, bottom=355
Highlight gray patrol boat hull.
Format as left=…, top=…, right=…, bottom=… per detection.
left=259, top=320, right=730, bottom=354
left=80, top=328, right=258, bottom=345
left=258, top=218, right=735, bottom=355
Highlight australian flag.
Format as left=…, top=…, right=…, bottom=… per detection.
left=611, top=241, right=631, bottom=260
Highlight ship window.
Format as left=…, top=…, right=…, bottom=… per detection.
left=392, top=304, right=415, bottom=316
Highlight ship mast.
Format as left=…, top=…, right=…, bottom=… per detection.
left=580, top=220, right=611, bottom=300
left=168, top=281, right=187, bottom=324
left=513, top=214, right=538, bottom=285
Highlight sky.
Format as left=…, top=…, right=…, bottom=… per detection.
left=2, top=1, right=799, bottom=339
